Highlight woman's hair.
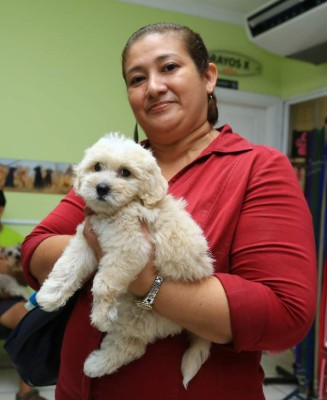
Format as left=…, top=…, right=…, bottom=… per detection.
left=0, top=190, right=6, bottom=208
left=122, top=22, right=218, bottom=125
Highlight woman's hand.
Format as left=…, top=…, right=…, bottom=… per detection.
left=129, top=252, right=156, bottom=298
left=83, top=211, right=156, bottom=298
left=83, top=207, right=103, bottom=261
left=128, top=222, right=157, bottom=298
left=84, top=211, right=232, bottom=343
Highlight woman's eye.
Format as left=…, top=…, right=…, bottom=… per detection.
left=129, top=75, right=145, bottom=86
left=163, top=63, right=178, bottom=72
left=120, top=168, right=131, bottom=177
left=94, top=162, right=102, bottom=172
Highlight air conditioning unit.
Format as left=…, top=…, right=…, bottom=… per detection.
left=245, top=0, right=327, bottom=64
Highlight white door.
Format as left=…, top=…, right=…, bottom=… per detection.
left=215, top=88, right=284, bottom=151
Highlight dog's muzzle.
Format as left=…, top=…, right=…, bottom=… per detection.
left=96, top=183, right=111, bottom=201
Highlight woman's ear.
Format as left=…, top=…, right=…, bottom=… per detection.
left=205, top=63, right=218, bottom=94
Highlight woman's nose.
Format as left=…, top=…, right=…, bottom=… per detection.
left=146, top=74, right=167, bottom=96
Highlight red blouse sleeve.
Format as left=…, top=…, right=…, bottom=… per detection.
left=217, top=151, right=317, bottom=352
left=21, top=189, right=85, bottom=290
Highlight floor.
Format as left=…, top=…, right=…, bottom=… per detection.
left=0, top=349, right=301, bottom=400
left=261, top=350, right=305, bottom=400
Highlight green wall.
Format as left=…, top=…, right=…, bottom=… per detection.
left=1, top=0, right=326, bottom=235
left=281, top=57, right=327, bottom=98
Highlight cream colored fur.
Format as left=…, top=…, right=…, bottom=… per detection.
left=36, top=133, right=214, bottom=388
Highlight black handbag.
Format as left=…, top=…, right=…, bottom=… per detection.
left=4, top=292, right=78, bottom=386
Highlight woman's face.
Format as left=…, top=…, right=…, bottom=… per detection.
left=124, top=33, right=217, bottom=143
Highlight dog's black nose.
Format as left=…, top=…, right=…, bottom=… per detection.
left=96, top=183, right=110, bottom=199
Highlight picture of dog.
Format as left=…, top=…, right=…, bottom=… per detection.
left=43, top=168, right=53, bottom=187
left=36, top=133, right=214, bottom=388
left=16, top=167, right=32, bottom=188
left=33, top=166, right=44, bottom=189
left=4, top=167, right=17, bottom=188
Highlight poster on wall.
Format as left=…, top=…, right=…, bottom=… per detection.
left=0, top=158, right=73, bottom=194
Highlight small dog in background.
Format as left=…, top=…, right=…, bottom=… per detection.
left=0, top=244, right=22, bottom=273
left=36, top=133, right=214, bottom=388
left=0, top=244, right=29, bottom=299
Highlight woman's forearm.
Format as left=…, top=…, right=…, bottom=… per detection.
left=153, top=276, right=232, bottom=345
left=130, top=262, right=233, bottom=345
left=29, top=235, right=73, bottom=286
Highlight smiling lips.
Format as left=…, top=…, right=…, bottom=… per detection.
left=147, top=101, right=174, bottom=113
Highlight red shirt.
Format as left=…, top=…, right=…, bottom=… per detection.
left=22, top=125, right=317, bottom=399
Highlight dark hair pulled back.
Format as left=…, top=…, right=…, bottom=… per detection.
left=0, top=190, right=6, bottom=208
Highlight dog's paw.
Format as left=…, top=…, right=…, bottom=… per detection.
left=84, top=350, right=117, bottom=378
left=36, top=289, right=67, bottom=311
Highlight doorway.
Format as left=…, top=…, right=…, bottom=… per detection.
left=215, top=87, right=284, bottom=150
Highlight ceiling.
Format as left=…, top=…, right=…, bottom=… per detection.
left=118, top=0, right=271, bottom=25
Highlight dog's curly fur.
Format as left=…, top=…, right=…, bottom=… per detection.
left=0, top=244, right=28, bottom=299
left=36, top=133, right=214, bottom=388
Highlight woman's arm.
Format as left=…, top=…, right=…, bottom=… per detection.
left=129, top=264, right=233, bottom=344
left=21, top=190, right=85, bottom=289
left=83, top=216, right=233, bottom=345
left=123, top=151, right=317, bottom=350
left=29, top=235, right=73, bottom=286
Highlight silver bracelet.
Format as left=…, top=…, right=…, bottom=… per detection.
left=135, top=275, right=164, bottom=310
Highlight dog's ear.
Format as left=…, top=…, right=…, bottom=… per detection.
left=140, top=164, right=168, bottom=207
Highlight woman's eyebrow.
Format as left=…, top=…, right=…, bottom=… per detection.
left=126, top=53, right=179, bottom=76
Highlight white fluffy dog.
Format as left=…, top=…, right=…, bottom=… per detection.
left=36, top=133, right=214, bottom=388
left=0, top=274, right=28, bottom=299
left=0, top=244, right=29, bottom=299
left=0, top=244, right=22, bottom=273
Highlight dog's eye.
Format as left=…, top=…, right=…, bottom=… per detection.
left=119, top=168, right=131, bottom=177
left=94, top=162, right=102, bottom=172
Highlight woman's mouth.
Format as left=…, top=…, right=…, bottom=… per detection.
left=148, top=101, right=173, bottom=113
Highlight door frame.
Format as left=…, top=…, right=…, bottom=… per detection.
left=282, top=87, right=327, bottom=154
left=215, top=88, right=284, bottom=151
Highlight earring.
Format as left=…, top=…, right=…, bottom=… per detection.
left=133, top=123, right=139, bottom=143
left=207, top=92, right=218, bottom=125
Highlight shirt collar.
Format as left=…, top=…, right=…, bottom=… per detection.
left=202, top=124, right=253, bottom=156
left=141, top=124, right=253, bottom=155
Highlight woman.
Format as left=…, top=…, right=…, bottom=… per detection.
left=22, top=23, right=317, bottom=399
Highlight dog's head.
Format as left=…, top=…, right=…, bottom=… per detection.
left=73, top=133, right=168, bottom=215
left=0, top=243, right=22, bottom=273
